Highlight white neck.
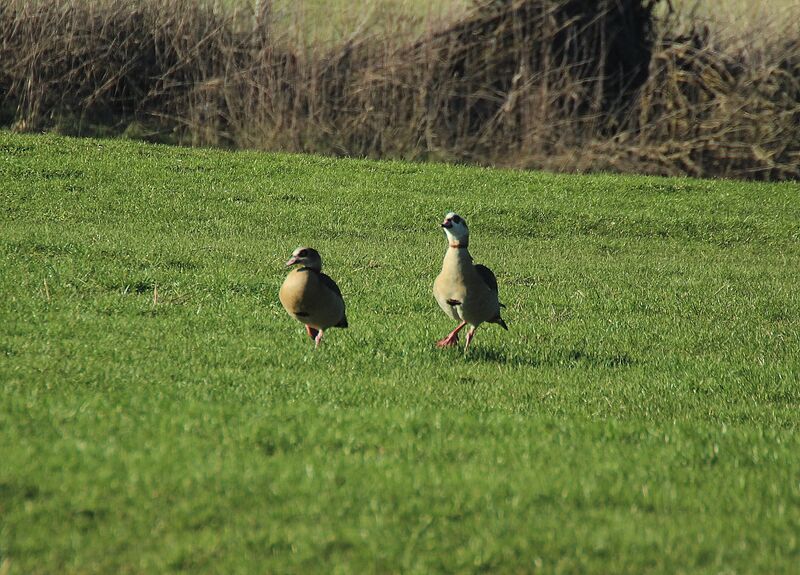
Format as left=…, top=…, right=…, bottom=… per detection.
left=443, top=243, right=472, bottom=269
left=444, top=228, right=469, bottom=246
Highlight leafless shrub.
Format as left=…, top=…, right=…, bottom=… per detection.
left=0, top=0, right=797, bottom=180
left=625, top=23, right=800, bottom=180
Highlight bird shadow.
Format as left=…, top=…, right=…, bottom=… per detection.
left=462, top=347, right=541, bottom=367
left=459, top=346, right=636, bottom=369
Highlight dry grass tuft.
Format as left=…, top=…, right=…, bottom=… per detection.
left=1, top=0, right=798, bottom=179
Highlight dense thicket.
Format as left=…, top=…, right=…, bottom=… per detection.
left=1, top=0, right=797, bottom=179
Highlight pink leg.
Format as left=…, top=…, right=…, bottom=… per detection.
left=306, top=325, right=319, bottom=340
left=464, top=326, right=477, bottom=353
left=314, top=330, right=324, bottom=348
left=437, top=321, right=467, bottom=348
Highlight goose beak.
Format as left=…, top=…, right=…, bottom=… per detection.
left=285, top=256, right=299, bottom=266
left=441, top=220, right=453, bottom=229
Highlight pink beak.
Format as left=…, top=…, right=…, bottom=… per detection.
left=285, top=256, right=299, bottom=266
left=441, top=220, right=453, bottom=229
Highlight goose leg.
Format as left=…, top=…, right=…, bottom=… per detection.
left=464, top=326, right=477, bottom=354
left=437, top=321, right=467, bottom=348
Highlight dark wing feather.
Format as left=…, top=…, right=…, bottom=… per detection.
left=319, top=272, right=348, bottom=328
left=474, top=264, right=499, bottom=292
left=318, top=272, right=343, bottom=298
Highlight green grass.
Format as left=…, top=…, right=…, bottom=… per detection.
left=1, top=131, right=799, bottom=574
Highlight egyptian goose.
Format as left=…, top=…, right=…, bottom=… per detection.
left=433, top=212, right=507, bottom=351
left=279, top=247, right=348, bottom=347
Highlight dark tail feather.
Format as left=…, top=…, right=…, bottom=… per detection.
left=499, top=302, right=506, bottom=309
left=495, top=317, right=508, bottom=331
left=335, top=314, right=348, bottom=328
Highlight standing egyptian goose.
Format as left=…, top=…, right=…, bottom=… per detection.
left=433, top=212, right=507, bottom=351
left=279, top=247, right=348, bottom=347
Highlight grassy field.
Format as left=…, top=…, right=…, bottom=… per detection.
left=269, top=0, right=471, bottom=46
left=1, top=132, right=800, bottom=573
left=265, top=0, right=800, bottom=45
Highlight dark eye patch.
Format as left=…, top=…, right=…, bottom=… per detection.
left=453, top=215, right=461, bottom=224
left=298, top=249, right=308, bottom=257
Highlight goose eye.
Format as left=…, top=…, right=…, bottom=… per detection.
left=298, top=249, right=308, bottom=257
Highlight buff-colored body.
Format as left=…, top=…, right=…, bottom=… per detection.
left=279, top=247, right=347, bottom=347
left=279, top=267, right=346, bottom=330
left=434, top=247, right=501, bottom=327
left=433, top=212, right=506, bottom=350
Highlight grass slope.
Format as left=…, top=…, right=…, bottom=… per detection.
left=1, top=132, right=799, bottom=574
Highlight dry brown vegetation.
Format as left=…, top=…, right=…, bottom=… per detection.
left=1, top=0, right=798, bottom=180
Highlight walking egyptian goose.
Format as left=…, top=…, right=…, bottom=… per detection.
left=433, top=212, right=507, bottom=352
left=279, top=247, right=348, bottom=347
